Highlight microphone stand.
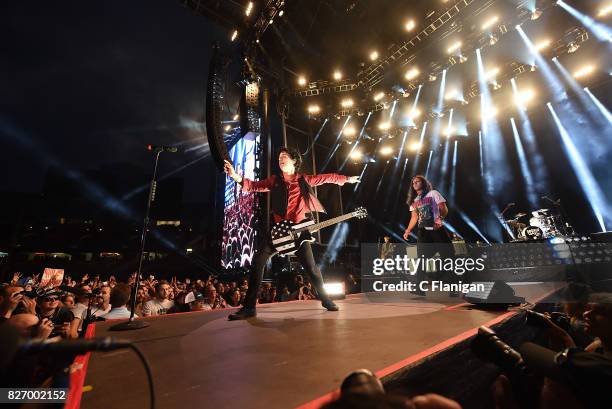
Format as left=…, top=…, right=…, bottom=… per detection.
left=110, top=150, right=164, bottom=331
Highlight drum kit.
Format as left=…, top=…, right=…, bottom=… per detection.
left=505, top=208, right=574, bottom=241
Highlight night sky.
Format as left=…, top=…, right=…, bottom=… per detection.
left=1, top=1, right=228, bottom=201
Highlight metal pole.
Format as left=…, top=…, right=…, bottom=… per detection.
left=110, top=151, right=162, bottom=331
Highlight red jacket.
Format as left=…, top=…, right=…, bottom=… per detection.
left=242, top=173, right=348, bottom=223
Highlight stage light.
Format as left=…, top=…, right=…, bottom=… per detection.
left=445, top=89, right=458, bottom=100
left=567, top=42, right=580, bottom=53
left=405, top=68, right=420, bottom=80
left=492, top=81, right=502, bottom=90
left=341, top=98, right=354, bottom=108
left=224, top=124, right=231, bottom=131
left=405, top=19, right=416, bottom=31
left=443, top=127, right=455, bottom=137
left=231, top=30, right=238, bottom=41
left=485, top=67, right=500, bottom=80
left=370, top=51, right=379, bottom=61
left=307, top=104, right=320, bottom=114
left=233, top=114, right=239, bottom=121
left=333, top=70, right=342, bottom=80
left=269, top=19, right=274, bottom=24
left=459, top=54, right=468, bottom=63
left=298, top=76, right=307, bottom=86
left=599, top=4, right=612, bottom=17
left=514, top=89, right=535, bottom=106
left=535, top=39, right=551, bottom=51
left=531, top=8, right=543, bottom=20
left=343, top=125, right=356, bottom=137
left=481, top=106, right=498, bottom=119
left=408, top=108, right=421, bottom=120
left=428, top=73, right=437, bottom=82
left=246, top=2, right=254, bottom=16
left=380, top=146, right=393, bottom=155
left=409, top=141, right=422, bottom=151
left=573, top=65, right=595, bottom=79
left=447, top=41, right=462, bottom=54
left=489, top=34, right=499, bottom=45
left=373, top=91, right=385, bottom=101
left=350, top=149, right=363, bottom=160
left=530, top=64, right=537, bottom=72
left=279, top=9, right=284, bottom=17
left=378, top=121, right=391, bottom=130
left=482, top=16, right=499, bottom=30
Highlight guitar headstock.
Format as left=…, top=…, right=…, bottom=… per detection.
left=353, top=207, right=368, bottom=219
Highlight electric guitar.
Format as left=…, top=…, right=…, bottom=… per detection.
left=270, top=207, right=368, bottom=256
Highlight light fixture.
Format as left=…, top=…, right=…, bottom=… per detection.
left=231, top=30, right=238, bottom=41
left=279, top=9, right=284, bottom=17
left=405, top=67, right=420, bottom=80
left=443, top=127, right=455, bottom=137
left=409, top=141, right=422, bottom=151
left=298, top=76, right=307, bottom=86
left=482, top=15, right=499, bottom=30
left=492, top=81, right=502, bottom=90
left=380, top=146, right=393, bottom=155
left=459, top=54, right=468, bottom=63
left=333, top=70, right=342, bottom=80
left=408, top=108, right=421, bottom=120
left=343, top=125, right=356, bottom=136
left=341, top=98, right=354, bottom=108
left=489, top=34, right=499, bottom=45
left=447, top=41, right=462, bottom=54
left=246, top=2, right=254, bottom=16
left=233, top=114, right=239, bottom=121
left=378, top=122, right=391, bottom=130
left=405, top=19, right=416, bottom=31
left=373, top=92, right=385, bottom=101
left=224, top=124, right=231, bottom=131
left=574, top=65, right=595, bottom=79
left=428, top=73, right=437, bottom=82
left=445, top=89, right=458, bottom=100
left=308, top=104, right=320, bottom=114
left=370, top=50, right=379, bottom=61
left=598, top=4, right=612, bottom=17
left=535, top=39, right=551, bottom=51
left=350, top=149, right=363, bottom=160
left=531, top=8, right=543, bottom=20
left=514, top=89, right=535, bottom=105
left=481, top=106, right=498, bottom=119
left=530, top=64, right=537, bottom=72
left=567, top=42, right=580, bottom=53
left=485, top=67, right=500, bottom=80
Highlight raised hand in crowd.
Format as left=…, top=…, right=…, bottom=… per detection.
left=11, top=272, right=21, bottom=285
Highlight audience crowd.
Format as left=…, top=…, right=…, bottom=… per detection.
left=0, top=270, right=610, bottom=409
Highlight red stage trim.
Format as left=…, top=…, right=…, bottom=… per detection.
left=64, top=323, right=96, bottom=409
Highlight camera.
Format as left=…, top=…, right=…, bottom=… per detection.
left=18, top=287, right=46, bottom=299
left=524, top=310, right=571, bottom=332
left=471, top=326, right=539, bottom=408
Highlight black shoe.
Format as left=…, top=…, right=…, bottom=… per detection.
left=322, top=300, right=339, bottom=311
left=228, top=307, right=256, bottom=320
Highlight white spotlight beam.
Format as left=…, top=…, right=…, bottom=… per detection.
left=584, top=87, right=612, bottom=124
left=547, top=102, right=609, bottom=231
left=556, top=0, right=612, bottom=45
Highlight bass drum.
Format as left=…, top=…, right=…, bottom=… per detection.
left=522, top=226, right=544, bottom=240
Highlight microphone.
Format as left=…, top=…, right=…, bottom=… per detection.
left=20, top=337, right=131, bottom=355
left=146, top=144, right=178, bottom=153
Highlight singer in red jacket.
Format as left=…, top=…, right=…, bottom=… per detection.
left=223, top=147, right=360, bottom=320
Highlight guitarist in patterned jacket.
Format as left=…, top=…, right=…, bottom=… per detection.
left=223, top=147, right=360, bottom=320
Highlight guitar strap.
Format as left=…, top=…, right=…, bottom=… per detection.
left=298, top=175, right=326, bottom=219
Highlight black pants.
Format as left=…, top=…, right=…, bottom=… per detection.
left=415, top=227, right=456, bottom=287
left=243, top=240, right=331, bottom=309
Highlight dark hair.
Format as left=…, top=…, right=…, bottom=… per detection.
left=406, top=174, right=433, bottom=207
left=110, top=283, right=131, bottom=307
left=279, top=147, right=302, bottom=171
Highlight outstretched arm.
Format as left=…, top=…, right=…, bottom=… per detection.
left=304, top=174, right=360, bottom=186
left=224, top=159, right=273, bottom=192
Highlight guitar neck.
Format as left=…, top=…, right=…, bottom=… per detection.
left=298, top=212, right=356, bottom=233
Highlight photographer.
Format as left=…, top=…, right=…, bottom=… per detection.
left=36, top=291, right=78, bottom=339
left=583, top=293, right=612, bottom=355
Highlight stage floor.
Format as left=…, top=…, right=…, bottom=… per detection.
left=81, top=283, right=562, bottom=409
